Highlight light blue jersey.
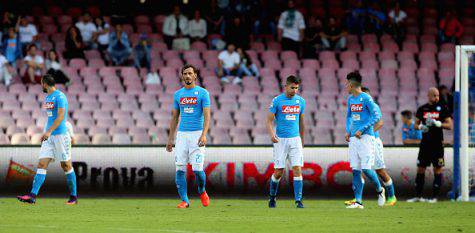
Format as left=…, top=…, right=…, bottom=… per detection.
left=402, top=121, right=422, bottom=141
left=373, top=102, right=382, bottom=139
left=43, top=90, right=68, bottom=135
left=269, top=93, right=306, bottom=138
left=346, top=92, right=380, bottom=137
left=173, top=86, right=210, bottom=132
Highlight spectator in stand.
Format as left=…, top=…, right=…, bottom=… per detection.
left=251, top=0, right=277, bottom=39
left=277, top=0, right=305, bottom=57
left=45, top=49, right=70, bottom=85
left=1, top=11, right=17, bottom=34
left=17, top=16, right=38, bottom=52
left=1, top=27, right=22, bottom=68
left=345, top=0, right=366, bottom=35
left=107, top=24, right=132, bottom=66
left=367, top=2, right=387, bottom=36
left=63, top=26, right=85, bottom=60
left=162, top=5, right=189, bottom=49
left=225, top=16, right=250, bottom=50
left=237, top=47, right=259, bottom=78
left=188, top=10, right=207, bottom=42
left=387, top=2, right=407, bottom=47
left=400, top=110, right=422, bottom=145
left=0, top=52, right=13, bottom=86
left=204, top=0, right=225, bottom=35
left=216, top=43, right=242, bottom=84
left=22, top=44, right=44, bottom=84
left=133, top=33, right=152, bottom=75
left=303, top=16, right=323, bottom=58
left=320, top=17, right=347, bottom=51
left=95, top=17, right=110, bottom=55
left=438, top=85, right=454, bottom=113
left=75, top=13, right=98, bottom=50
left=438, top=10, right=464, bottom=44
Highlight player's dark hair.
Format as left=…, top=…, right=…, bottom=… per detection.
left=41, top=74, right=56, bottom=86
left=181, top=64, right=198, bottom=75
left=401, top=110, right=412, bottom=119
left=361, top=86, right=370, bottom=94
left=286, top=75, right=301, bottom=85
left=346, top=71, right=362, bottom=85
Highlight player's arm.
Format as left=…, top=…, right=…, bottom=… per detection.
left=266, top=112, right=278, bottom=143
left=403, top=139, right=421, bottom=145
left=299, top=113, right=305, bottom=146
left=441, top=117, right=452, bottom=130
left=166, top=109, right=179, bottom=152
left=42, top=107, right=65, bottom=141
left=374, top=119, right=383, bottom=132
left=198, top=107, right=210, bottom=147
left=345, top=99, right=351, bottom=142
left=356, top=97, right=381, bottom=137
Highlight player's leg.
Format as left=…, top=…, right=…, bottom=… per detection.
left=374, top=138, right=396, bottom=205
left=55, top=134, right=77, bottom=204
left=269, top=138, right=286, bottom=208
left=17, top=158, right=51, bottom=203
left=347, top=137, right=364, bottom=209
left=429, top=149, right=445, bottom=203
left=408, top=147, right=430, bottom=202
left=61, top=161, right=77, bottom=204
left=174, top=132, right=190, bottom=208
left=360, top=135, right=385, bottom=206
left=289, top=137, right=304, bottom=208
left=190, top=131, right=209, bottom=207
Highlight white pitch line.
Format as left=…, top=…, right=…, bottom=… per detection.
left=0, top=224, right=214, bottom=233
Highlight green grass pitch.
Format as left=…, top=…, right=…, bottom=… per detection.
left=1, top=198, right=474, bottom=233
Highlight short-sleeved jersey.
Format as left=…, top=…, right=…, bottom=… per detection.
left=174, top=86, right=210, bottom=132
left=402, top=121, right=422, bottom=141
left=372, top=102, right=382, bottom=139
left=268, top=93, right=306, bottom=138
left=416, top=102, right=451, bottom=145
left=43, top=90, right=68, bottom=135
left=346, top=92, right=381, bottom=137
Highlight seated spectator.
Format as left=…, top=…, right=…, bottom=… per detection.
left=237, top=47, right=259, bottom=78
left=133, top=34, right=151, bottom=74
left=367, top=2, right=386, bottom=36
left=277, top=0, right=305, bottom=57
left=1, top=27, right=22, bottom=67
left=345, top=0, right=366, bottom=35
left=225, top=16, right=250, bottom=50
left=401, top=110, right=422, bottom=145
left=215, top=43, right=241, bottom=84
left=22, top=44, right=44, bottom=84
left=438, top=10, right=464, bottom=44
left=320, top=17, right=347, bottom=51
left=107, top=24, right=132, bottom=66
left=387, top=2, right=407, bottom=46
left=251, top=2, right=277, bottom=39
left=95, top=17, right=110, bottom=55
left=162, top=5, right=189, bottom=49
left=63, top=26, right=85, bottom=60
left=75, top=13, right=98, bottom=49
left=204, top=1, right=225, bottom=35
left=303, top=16, right=323, bottom=58
left=17, top=16, right=38, bottom=52
left=189, top=10, right=207, bottom=42
left=0, top=52, right=13, bottom=86
left=45, top=49, right=70, bottom=85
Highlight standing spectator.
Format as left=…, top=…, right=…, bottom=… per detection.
left=215, top=43, right=241, bottom=84
left=205, top=0, right=225, bottom=35
left=438, top=10, right=464, bottom=44
left=1, top=27, right=22, bottom=67
left=303, top=16, right=323, bottom=58
left=17, top=16, right=38, bottom=52
left=438, top=85, right=454, bottom=113
left=1, top=11, right=17, bottom=34
left=189, top=10, right=207, bottom=42
left=225, top=16, right=250, bottom=50
left=277, top=0, right=305, bottom=56
left=45, top=49, right=70, bottom=85
left=0, top=52, right=13, bottom=86
left=387, top=2, right=407, bottom=46
left=320, top=17, right=347, bottom=51
left=367, top=2, right=387, bottom=36
left=95, top=17, right=110, bottom=55
left=251, top=1, right=277, bottom=39
left=237, top=47, right=259, bottom=78
left=107, top=24, right=132, bottom=66
left=345, top=0, right=366, bottom=35
left=63, top=26, right=85, bottom=60
left=22, top=44, right=44, bottom=84
left=400, top=110, right=422, bottom=145
left=162, top=5, right=189, bottom=49
left=133, top=33, right=151, bottom=74
left=75, top=13, right=98, bottom=50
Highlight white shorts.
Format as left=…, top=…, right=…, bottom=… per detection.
left=175, top=131, right=205, bottom=170
left=273, top=136, right=303, bottom=169
left=349, top=134, right=375, bottom=170
left=39, top=134, right=72, bottom=162
left=373, top=137, right=386, bottom=170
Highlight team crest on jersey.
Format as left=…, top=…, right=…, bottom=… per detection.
left=194, top=91, right=198, bottom=95
left=436, top=106, right=441, bottom=111
left=296, top=100, right=300, bottom=103
left=350, top=104, right=363, bottom=112
left=180, top=97, right=197, bottom=105
left=43, top=102, right=54, bottom=110
left=282, top=105, right=300, bottom=114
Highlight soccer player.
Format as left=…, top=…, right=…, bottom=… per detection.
left=166, top=64, right=211, bottom=208
left=400, top=110, right=423, bottom=145
left=17, top=74, right=77, bottom=204
left=266, top=75, right=306, bottom=208
left=407, top=87, right=452, bottom=203
left=345, top=71, right=385, bottom=209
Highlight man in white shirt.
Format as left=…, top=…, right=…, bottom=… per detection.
left=22, top=44, right=44, bottom=84
left=17, top=17, right=38, bottom=51
left=0, top=53, right=13, bottom=86
left=162, top=5, right=189, bottom=49
left=215, top=43, right=242, bottom=84
left=75, top=13, right=98, bottom=49
left=189, top=10, right=207, bottom=42
left=277, top=0, right=305, bottom=57
left=387, top=2, right=407, bottom=46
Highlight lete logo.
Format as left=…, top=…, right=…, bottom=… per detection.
left=282, top=105, right=300, bottom=114
left=43, top=102, right=54, bottom=110
left=423, top=112, right=439, bottom=119
left=350, top=104, right=363, bottom=112
left=180, top=97, right=197, bottom=105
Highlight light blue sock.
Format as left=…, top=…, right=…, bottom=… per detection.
left=352, top=170, right=363, bottom=203
left=193, top=170, right=206, bottom=194
left=175, top=170, right=189, bottom=204
left=65, top=169, right=77, bottom=197
left=384, top=178, right=395, bottom=198
left=293, top=176, right=303, bottom=202
left=31, top=169, right=47, bottom=195
left=269, top=175, right=280, bottom=197
left=363, top=169, right=383, bottom=192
